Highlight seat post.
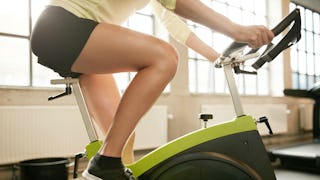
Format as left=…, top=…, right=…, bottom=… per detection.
left=50, top=77, right=99, bottom=142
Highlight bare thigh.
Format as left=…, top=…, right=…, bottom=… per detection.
left=71, top=22, right=177, bottom=74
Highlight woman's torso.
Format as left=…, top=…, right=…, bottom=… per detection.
left=49, top=0, right=150, bottom=24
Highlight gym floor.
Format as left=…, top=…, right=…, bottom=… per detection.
left=72, top=168, right=320, bottom=180
left=71, top=167, right=320, bottom=180
left=70, top=159, right=320, bottom=180
left=275, top=168, right=320, bottom=180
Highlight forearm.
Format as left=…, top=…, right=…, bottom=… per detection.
left=185, top=32, right=220, bottom=62
left=174, top=0, right=239, bottom=39
left=173, top=0, right=274, bottom=48
left=153, top=0, right=220, bottom=61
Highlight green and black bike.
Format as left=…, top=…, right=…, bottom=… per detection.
left=49, top=8, right=301, bottom=180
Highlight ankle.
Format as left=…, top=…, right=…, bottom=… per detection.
left=91, top=154, right=124, bottom=169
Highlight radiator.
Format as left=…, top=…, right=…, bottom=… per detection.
left=201, top=104, right=288, bottom=135
left=134, top=105, right=168, bottom=150
left=0, top=105, right=167, bottom=165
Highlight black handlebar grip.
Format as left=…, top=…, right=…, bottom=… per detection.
left=271, top=8, right=300, bottom=36
left=251, top=56, right=269, bottom=69
left=220, top=8, right=301, bottom=70
left=252, top=8, right=301, bottom=70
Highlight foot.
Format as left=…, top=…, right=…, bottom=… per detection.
left=82, top=154, right=136, bottom=180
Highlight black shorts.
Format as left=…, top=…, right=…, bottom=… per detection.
left=31, top=6, right=99, bottom=78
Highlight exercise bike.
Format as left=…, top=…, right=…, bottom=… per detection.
left=48, top=8, right=301, bottom=180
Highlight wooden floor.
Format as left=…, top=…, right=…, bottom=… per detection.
left=72, top=167, right=320, bottom=180
left=1, top=164, right=319, bottom=179
left=1, top=156, right=319, bottom=180
left=70, top=159, right=320, bottom=180
left=275, top=168, right=320, bottom=180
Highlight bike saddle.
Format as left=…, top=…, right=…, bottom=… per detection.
left=215, top=8, right=301, bottom=74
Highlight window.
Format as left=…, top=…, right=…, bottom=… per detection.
left=0, top=1, right=157, bottom=90
left=0, top=0, right=60, bottom=87
left=0, top=0, right=32, bottom=86
left=188, top=0, right=269, bottom=95
left=290, top=3, right=320, bottom=89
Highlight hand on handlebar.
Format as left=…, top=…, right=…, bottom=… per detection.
left=234, top=25, right=274, bottom=49
left=217, top=8, right=301, bottom=71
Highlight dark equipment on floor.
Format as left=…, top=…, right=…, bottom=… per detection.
left=269, top=82, right=320, bottom=172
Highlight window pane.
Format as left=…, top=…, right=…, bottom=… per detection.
left=307, top=53, right=314, bottom=75
left=228, top=0, right=241, bottom=7
left=257, top=68, right=269, bottom=95
left=298, top=51, right=307, bottom=74
left=213, top=33, right=231, bottom=52
left=254, top=0, right=266, bottom=16
left=306, top=31, right=314, bottom=52
left=114, top=73, right=131, bottom=94
left=242, top=11, right=254, bottom=25
left=0, top=0, right=29, bottom=36
left=32, top=55, right=61, bottom=87
left=299, top=74, right=307, bottom=89
left=31, top=0, right=49, bottom=27
left=195, top=27, right=212, bottom=53
left=228, top=6, right=242, bottom=23
left=202, top=0, right=212, bottom=7
left=289, top=3, right=296, bottom=12
left=188, top=47, right=197, bottom=58
left=298, top=30, right=306, bottom=51
left=305, top=9, right=313, bottom=31
left=241, top=0, right=254, bottom=12
left=290, top=49, right=298, bottom=72
left=0, top=36, right=29, bottom=86
left=315, top=55, right=320, bottom=76
left=314, top=34, right=320, bottom=54
left=314, top=13, right=320, bottom=34
left=127, top=14, right=153, bottom=35
left=307, top=75, right=314, bottom=89
left=197, top=61, right=211, bottom=93
left=188, top=60, right=197, bottom=92
left=292, top=73, right=298, bottom=89
left=212, top=1, right=227, bottom=15
left=236, top=74, right=245, bottom=94
left=245, top=74, right=257, bottom=95
left=298, top=6, right=306, bottom=29
left=255, top=15, right=267, bottom=24
left=214, top=68, right=226, bottom=93
left=290, top=3, right=320, bottom=89
left=189, top=0, right=267, bottom=95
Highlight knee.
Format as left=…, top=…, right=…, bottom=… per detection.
left=155, top=42, right=179, bottom=78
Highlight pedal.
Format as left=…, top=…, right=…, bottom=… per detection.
left=256, top=116, right=273, bottom=135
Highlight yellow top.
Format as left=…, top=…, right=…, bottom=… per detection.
left=49, top=0, right=191, bottom=44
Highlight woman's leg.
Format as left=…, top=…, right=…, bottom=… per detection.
left=79, top=74, right=135, bottom=164
left=72, top=23, right=179, bottom=158
left=79, top=74, right=119, bottom=134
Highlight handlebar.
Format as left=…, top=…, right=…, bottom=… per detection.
left=252, top=8, right=301, bottom=69
left=219, top=8, right=301, bottom=71
left=271, top=8, right=301, bottom=36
